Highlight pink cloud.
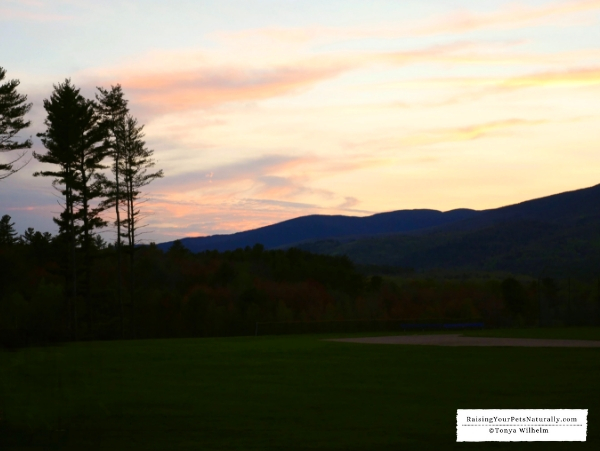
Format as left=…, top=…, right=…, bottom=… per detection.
left=146, top=195, right=372, bottom=240
left=136, top=152, right=382, bottom=238
left=86, top=41, right=486, bottom=116
left=413, top=0, right=600, bottom=35
left=154, top=152, right=386, bottom=200
left=112, top=62, right=351, bottom=113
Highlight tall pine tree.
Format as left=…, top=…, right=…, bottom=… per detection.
left=96, top=84, right=129, bottom=337
left=118, top=115, right=163, bottom=337
left=34, top=79, right=108, bottom=336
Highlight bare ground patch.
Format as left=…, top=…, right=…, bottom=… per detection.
left=326, top=334, right=600, bottom=347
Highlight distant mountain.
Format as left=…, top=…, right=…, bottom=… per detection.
left=156, top=183, right=600, bottom=276
left=415, top=182, right=600, bottom=234
left=156, top=208, right=480, bottom=253
left=294, top=183, right=600, bottom=276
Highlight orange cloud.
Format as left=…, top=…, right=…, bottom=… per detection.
left=146, top=194, right=373, bottom=239
left=370, top=65, right=600, bottom=108
left=414, top=119, right=548, bottom=145
left=141, top=152, right=382, bottom=237
left=389, top=65, right=600, bottom=88
left=88, top=41, right=489, bottom=114
left=143, top=193, right=350, bottom=239
left=350, top=119, right=548, bottom=151
left=115, top=62, right=351, bottom=113
left=448, top=66, right=600, bottom=90
left=500, top=66, right=600, bottom=89
left=146, top=199, right=300, bottom=239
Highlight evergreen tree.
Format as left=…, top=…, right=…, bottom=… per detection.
left=0, top=214, right=18, bottom=245
left=96, top=85, right=129, bottom=337
left=71, top=92, right=108, bottom=324
left=119, top=115, right=163, bottom=336
left=0, top=67, right=32, bottom=180
left=20, top=227, right=53, bottom=247
left=34, top=79, right=108, bottom=335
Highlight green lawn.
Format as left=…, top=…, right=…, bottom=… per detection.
left=1, top=328, right=599, bottom=450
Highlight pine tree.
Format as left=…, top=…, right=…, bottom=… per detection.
left=0, top=67, right=32, bottom=180
left=119, top=115, right=163, bottom=336
left=0, top=215, right=18, bottom=245
left=71, top=94, right=108, bottom=327
left=34, top=79, right=108, bottom=336
left=34, top=81, right=80, bottom=333
left=20, top=227, right=53, bottom=247
left=96, top=85, right=129, bottom=338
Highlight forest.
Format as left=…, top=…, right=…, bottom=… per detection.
left=2, top=228, right=600, bottom=348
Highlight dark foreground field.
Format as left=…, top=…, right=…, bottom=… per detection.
left=1, top=328, right=599, bottom=450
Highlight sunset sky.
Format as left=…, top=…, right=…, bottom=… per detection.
left=2, top=0, right=600, bottom=243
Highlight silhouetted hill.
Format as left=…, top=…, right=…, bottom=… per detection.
left=294, top=184, right=600, bottom=276
left=417, top=182, right=600, bottom=234
left=156, top=183, right=600, bottom=275
left=156, top=208, right=479, bottom=253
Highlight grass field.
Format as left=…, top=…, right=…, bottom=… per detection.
left=1, top=328, right=599, bottom=450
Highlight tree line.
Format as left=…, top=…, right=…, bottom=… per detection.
left=4, top=225, right=598, bottom=348
left=0, top=66, right=162, bottom=341
left=1, top=234, right=550, bottom=347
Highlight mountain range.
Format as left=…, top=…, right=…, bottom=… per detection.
left=157, top=208, right=479, bottom=253
left=157, top=183, right=600, bottom=276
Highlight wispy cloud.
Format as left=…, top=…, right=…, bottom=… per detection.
left=499, top=66, right=600, bottom=89
left=141, top=151, right=383, bottom=236
left=410, top=0, right=600, bottom=35
left=349, top=119, right=549, bottom=152
left=93, top=60, right=350, bottom=114
left=214, top=0, right=600, bottom=46
left=8, top=0, right=600, bottom=242
left=145, top=194, right=373, bottom=239
left=397, top=65, right=600, bottom=89
left=365, top=65, right=600, bottom=109
left=338, top=196, right=359, bottom=209
left=156, top=152, right=383, bottom=198
left=156, top=154, right=314, bottom=192
left=404, top=119, right=548, bottom=146
left=84, top=40, right=512, bottom=116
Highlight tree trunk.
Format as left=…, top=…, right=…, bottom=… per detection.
left=67, top=184, right=78, bottom=341
left=128, top=176, right=136, bottom=338
left=115, top=166, right=124, bottom=339
left=80, top=163, right=93, bottom=333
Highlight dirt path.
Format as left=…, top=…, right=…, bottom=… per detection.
left=327, top=334, right=600, bottom=347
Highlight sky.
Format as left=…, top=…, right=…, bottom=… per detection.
left=1, top=0, right=600, bottom=243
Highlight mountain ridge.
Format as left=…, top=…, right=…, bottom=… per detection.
left=156, top=208, right=479, bottom=253
left=292, top=183, right=600, bottom=276
left=156, top=183, right=600, bottom=275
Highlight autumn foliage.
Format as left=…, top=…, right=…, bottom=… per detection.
left=2, top=234, right=553, bottom=348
